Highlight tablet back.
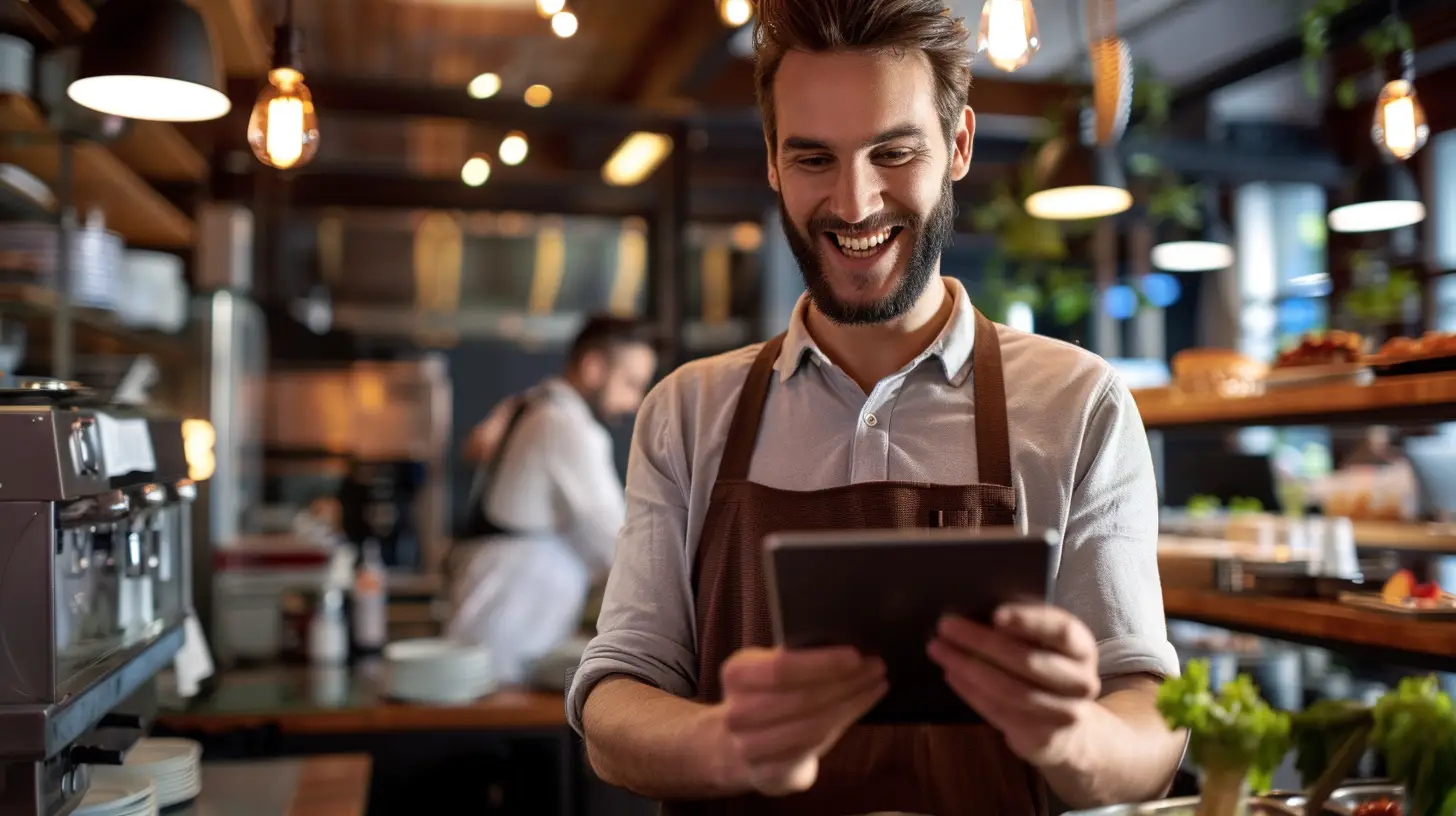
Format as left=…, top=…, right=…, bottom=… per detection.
left=763, top=527, right=1057, bottom=725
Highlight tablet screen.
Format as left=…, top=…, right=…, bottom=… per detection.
left=762, top=527, right=1057, bottom=725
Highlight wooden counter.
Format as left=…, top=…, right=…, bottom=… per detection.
left=1163, top=587, right=1456, bottom=664
left=172, top=754, right=370, bottom=816
left=1134, top=371, right=1456, bottom=429
left=155, top=665, right=567, bottom=735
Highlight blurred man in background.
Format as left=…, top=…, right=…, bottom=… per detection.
left=448, top=315, right=657, bottom=684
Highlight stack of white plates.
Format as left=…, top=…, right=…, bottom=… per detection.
left=384, top=639, right=496, bottom=704
left=75, top=774, right=156, bottom=816
left=93, top=738, right=202, bottom=808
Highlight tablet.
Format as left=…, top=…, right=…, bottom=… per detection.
left=762, top=526, right=1059, bottom=726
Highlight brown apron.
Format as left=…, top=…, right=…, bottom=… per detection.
left=665, top=308, right=1048, bottom=816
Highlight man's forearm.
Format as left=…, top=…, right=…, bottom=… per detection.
left=1039, top=675, right=1186, bottom=810
left=581, top=675, right=748, bottom=800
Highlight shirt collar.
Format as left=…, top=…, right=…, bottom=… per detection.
left=773, top=276, right=978, bottom=386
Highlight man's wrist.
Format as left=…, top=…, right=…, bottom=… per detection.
left=695, top=703, right=751, bottom=796
left=1030, top=699, right=1104, bottom=779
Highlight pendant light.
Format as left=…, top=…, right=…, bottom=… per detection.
left=1151, top=185, right=1235, bottom=272
left=67, top=0, right=231, bottom=122
left=248, top=0, right=320, bottom=170
left=1328, top=160, right=1425, bottom=233
left=1372, top=45, right=1429, bottom=161
left=1025, top=139, right=1132, bottom=221
left=977, top=0, right=1040, bottom=72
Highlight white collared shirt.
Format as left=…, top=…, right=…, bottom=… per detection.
left=565, top=277, right=1179, bottom=732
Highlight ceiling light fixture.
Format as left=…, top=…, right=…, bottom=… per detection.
left=1328, top=160, right=1425, bottom=233
left=1024, top=139, right=1131, bottom=220
left=499, top=131, right=529, bottom=165
left=461, top=155, right=491, bottom=187
left=551, top=10, right=578, bottom=38
left=977, top=0, right=1040, bottom=73
left=1373, top=78, right=1429, bottom=162
left=1150, top=185, right=1234, bottom=272
left=603, top=132, right=673, bottom=187
left=718, top=0, right=754, bottom=27
left=536, top=0, right=565, bottom=17
left=67, top=0, right=231, bottom=122
left=248, top=0, right=319, bottom=170
left=467, top=72, right=501, bottom=99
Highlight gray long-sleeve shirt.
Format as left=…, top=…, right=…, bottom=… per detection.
left=565, top=276, right=1179, bottom=734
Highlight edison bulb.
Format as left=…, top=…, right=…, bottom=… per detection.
left=499, top=131, right=529, bottom=166
left=551, top=10, right=578, bottom=37
left=247, top=68, right=319, bottom=170
left=1373, top=79, right=1429, bottom=161
left=462, top=156, right=491, bottom=187
left=718, top=0, right=753, bottom=27
left=977, top=0, right=1040, bottom=73
left=536, top=0, right=565, bottom=17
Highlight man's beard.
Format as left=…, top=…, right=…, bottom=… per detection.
left=779, top=173, right=955, bottom=326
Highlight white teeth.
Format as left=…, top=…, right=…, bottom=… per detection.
left=833, top=227, right=894, bottom=252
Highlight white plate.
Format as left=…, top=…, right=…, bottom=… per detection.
left=75, top=776, right=154, bottom=816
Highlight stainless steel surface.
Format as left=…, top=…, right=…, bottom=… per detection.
left=1065, top=798, right=1306, bottom=816
left=1328, top=783, right=1404, bottom=814
left=0, top=398, right=197, bottom=816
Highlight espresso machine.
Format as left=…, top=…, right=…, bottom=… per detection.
left=0, top=380, right=196, bottom=816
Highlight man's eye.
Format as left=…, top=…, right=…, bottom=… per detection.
left=796, top=156, right=832, bottom=168
left=878, top=149, right=915, bottom=163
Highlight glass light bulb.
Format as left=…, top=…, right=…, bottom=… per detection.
left=1372, top=79, right=1429, bottom=161
left=499, top=132, right=529, bottom=166
left=977, top=0, right=1040, bottom=73
left=248, top=68, right=319, bottom=170
left=718, top=0, right=753, bottom=27
left=536, top=0, right=565, bottom=17
left=1024, top=185, right=1130, bottom=220
left=551, top=10, right=578, bottom=37
left=462, top=156, right=491, bottom=187
left=524, top=84, right=553, bottom=108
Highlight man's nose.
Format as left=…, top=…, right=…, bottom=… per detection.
left=828, top=162, right=883, bottom=226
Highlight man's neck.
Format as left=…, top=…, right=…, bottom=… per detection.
left=804, top=274, right=954, bottom=394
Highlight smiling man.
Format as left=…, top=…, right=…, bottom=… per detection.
left=567, top=1, right=1185, bottom=813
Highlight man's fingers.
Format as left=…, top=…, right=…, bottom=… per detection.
left=935, top=616, right=1099, bottom=699
left=722, top=646, right=874, bottom=690
left=733, top=680, right=888, bottom=765
left=927, top=638, right=1080, bottom=725
left=992, top=604, right=1099, bottom=662
left=724, top=663, right=885, bottom=731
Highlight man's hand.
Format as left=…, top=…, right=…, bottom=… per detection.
left=712, top=646, right=887, bottom=797
left=926, top=604, right=1101, bottom=768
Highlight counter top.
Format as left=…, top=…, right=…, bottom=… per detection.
left=1163, top=587, right=1456, bottom=665
left=155, top=664, right=567, bottom=735
left=172, top=754, right=370, bottom=816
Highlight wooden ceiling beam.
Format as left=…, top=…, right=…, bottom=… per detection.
left=614, top=0, right=731, bottom=108
left=191, top=0, right=270, bottom=76
left=689, top=58, right=1085, bottom=121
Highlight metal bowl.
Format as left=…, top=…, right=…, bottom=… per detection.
left=1065, top=796, right=1304, bottom=815
left=1328, top=783, right=1403, bottom=815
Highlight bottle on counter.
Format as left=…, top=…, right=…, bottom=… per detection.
left=351, top=539, right=388, bottom=655
left=309, top=588, right=349, bottom=665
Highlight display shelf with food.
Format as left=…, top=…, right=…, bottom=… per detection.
left=1266, top=332, right=1373, bottom=390
left=1369, top=333, right=1456, bottom=377
left=1337, top=569, right=1456, bottom=620
left=1134, top=370, right=1456, bottom=429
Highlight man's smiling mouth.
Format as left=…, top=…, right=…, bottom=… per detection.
left=826, top=226, right=903, bottom=259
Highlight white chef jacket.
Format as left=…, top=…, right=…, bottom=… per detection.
left=447, top=378, right=626, bottom=684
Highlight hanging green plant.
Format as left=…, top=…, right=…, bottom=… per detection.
left=1343, top=267, right=1420, bottom=325
left=1300, top=1, right=1416, bottom=109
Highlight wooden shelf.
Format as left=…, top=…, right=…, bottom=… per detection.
left=0, top=283, right=191, bottom=363
left=1135, top=373, right=1456, bottom=429
left=1164, top=587, right=1456, bottom=666
left=0, top=95, right=194, bottom=248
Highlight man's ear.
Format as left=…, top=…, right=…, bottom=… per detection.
left=765, top=132, right=780, bottom=192
left=950, top=106, right=975, bottom=182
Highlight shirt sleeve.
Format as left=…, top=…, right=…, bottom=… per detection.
left=540, top=410, right=626, bottom=575
left=565, top=382, right=700, bottom=735
left=1056, top=373, right=1181, bottom=681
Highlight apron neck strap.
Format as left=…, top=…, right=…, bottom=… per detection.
left=970, top=306, right=1013, bottom=488
left=715, top=307, right=1013, bottom=487
left=716, top=333, right=786, bottom=483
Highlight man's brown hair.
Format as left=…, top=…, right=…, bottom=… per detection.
left=752, top=0, right=973, bottom=153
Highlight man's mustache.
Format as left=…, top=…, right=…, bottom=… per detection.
left=807, top=213, right=918, bottom=234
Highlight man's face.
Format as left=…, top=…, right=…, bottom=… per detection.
left=578, top=343, right=657, bottom=426
left=769, top=49, right=974, bottom=325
